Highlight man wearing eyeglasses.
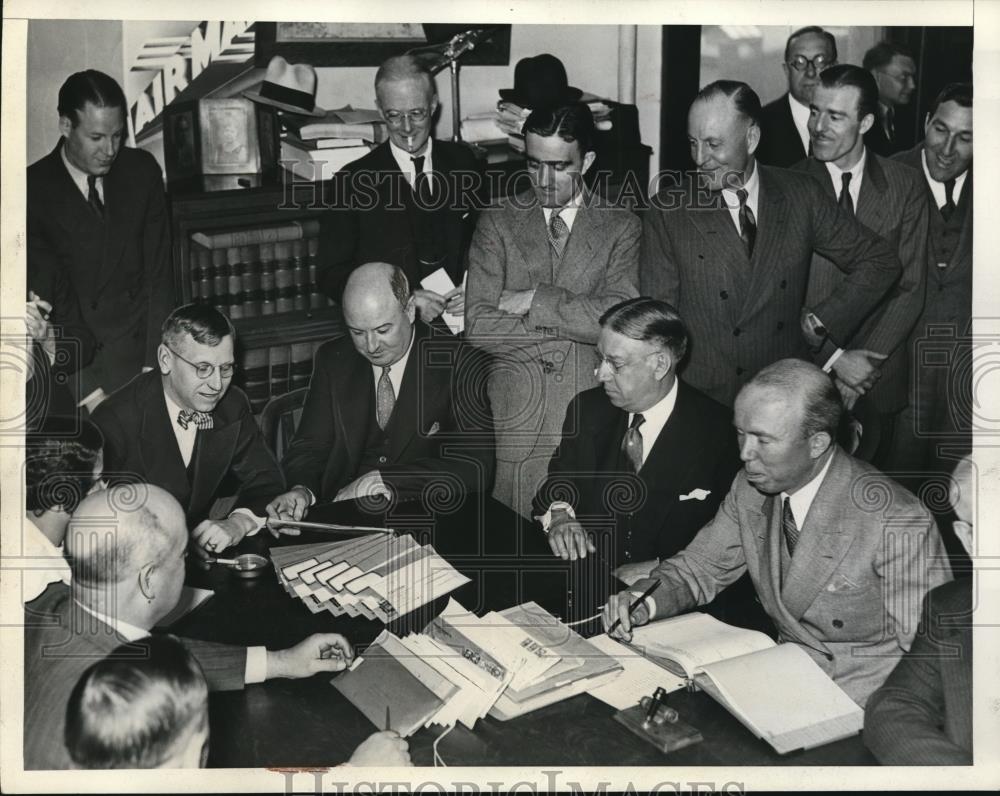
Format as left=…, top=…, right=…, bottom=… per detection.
left=863, top=41, right=918, bottom=157
left=91, top=303, right=286, bottom=556
left=319, top=55, right=483, bottom=323
left=757, top=26, right=837, bottom=168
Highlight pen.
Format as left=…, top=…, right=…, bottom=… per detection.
left=607, top=581, right=660, bottom=635
left=385, top=705, right=392, bottom=732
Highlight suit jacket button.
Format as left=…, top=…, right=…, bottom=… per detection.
left=779, top=280, right=787, bottom=289
left=378, top=455, right=388, bottom=464
left=733, top=327, right=741, bottom=337
left=90, top=301, right=98, bottom=310
left=736, top=366, right=744, bottom=376
left=719, top=290, right=729, bottom=300
left=832, top=619, right=844, bottom=628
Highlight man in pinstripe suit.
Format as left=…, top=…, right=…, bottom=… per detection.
left=640, top=80, right=901, bottom=408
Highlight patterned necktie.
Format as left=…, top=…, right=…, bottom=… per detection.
left=885, top=106, right=895, bottom=142
left=782, top=496, right=800, bottom=556
left=177, top=409, right=213, bottom=431
left=548, top=209, right=569, bottom=259
left=736, top=188, right=756, bottom=258
left=87, top=175, right=105, bottom=220
left=621, top=413, right=645, bottom=473
left=839, top=172, right=854, bottom=216
left=941, top=178, right=957, bottom=222
left=376, top=366, right=395, bottom=430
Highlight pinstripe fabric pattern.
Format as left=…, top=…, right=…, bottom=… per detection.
left=640, top=164, right=901, bottom=407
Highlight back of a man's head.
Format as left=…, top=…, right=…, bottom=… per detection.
left=65, top=635, right=209, bottom=769
left=26, top=417, right=104, bottom=516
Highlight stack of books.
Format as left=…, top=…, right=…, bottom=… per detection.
left=330, top=598, right=622, bottom=736
left=494, top=95, right=615, bottom=153
left=279, top=106, right=387, bottom=181
left=273, top=534, right=470, bottom=622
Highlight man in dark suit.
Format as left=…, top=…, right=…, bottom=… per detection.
left=640, top=80, right=901, bottom=408
left=604, top=359, right=951, bottom=707
left=757, top=26, right=837, bottom=167
left=797, top=65, right=929, bottom=466
left=92, top=304, right=286, bottom=556
left=24, top=485, right=370, bottom=770
left=863, top=41, right=918, bottom=157
left=320, top=55, right=482, bottom=323
left=269, top=262, right=494, bottom=517
left=27, top=70, right=173, bottom=406
left=864, top=453, right=974, bottom=764
left=888, top=84, right=973, bottom=483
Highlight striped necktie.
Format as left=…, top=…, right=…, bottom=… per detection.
left=177, top=409, right=213, bottom=431
left=621, top=413, right=645, bottom=472
left=782, top=496, right=800, bottom=555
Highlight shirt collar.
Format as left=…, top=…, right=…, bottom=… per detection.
left=787, top=93, right=811, bottom=124
left=371, top=325, right=416, bottom=384
left=780, top=448, right=835, bottom=529
left=389, top=136, right=433, bottom=171
left=823, top=146, right=866, bottom=185
left=76, top=599, right=150, bottom=641
left=163, top=389, right=191, bottom=431
left=60, top=143, right=97, bottom=199
left=920, top=148, right=968, bottom=206
left=721, top=159, right=760, bottom=211
left=542, top=190, right=585, bottom=229
left=629, top=376, right=679, bottom=443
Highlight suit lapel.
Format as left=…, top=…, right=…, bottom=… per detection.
left=338, top=349, right=375, bottom=475
left=188, top=422, right=239, bottom=520
left=638, top=383, right=702, bottom=521
left=138, top=382, right=192, bottom=508
left=98, top=158, right=127, bottom=291
left=856, top=151, right=888, bottom=231
left=387, top=323, right=443, bottom=461
left=511, top=195, right=555, bottom=285
left=555, top=200, right=600, bottom=285
left=685, top=190, right=749, bottom=320
left=738, top=167, right=789, bottom=322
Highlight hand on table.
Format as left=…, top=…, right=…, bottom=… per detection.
left=265, top=486, right=313, bottom=536
left=602, top=588, right=652, bottom=643
left=412, top=289, right=446, bottom=322
left=267, top=633, right=354, bottom=679
left=347, top=730, right=411, bottom=766
left=547, top=514, right=595, bottom=561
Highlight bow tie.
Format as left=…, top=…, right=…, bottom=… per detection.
left=177, top=409, right=213, bottom=431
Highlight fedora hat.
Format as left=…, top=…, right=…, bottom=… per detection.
left=499, top=53, right=582, bottom=109
left=244, top=55, right=327, bottom=118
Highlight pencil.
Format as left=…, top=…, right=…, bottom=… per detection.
left=385, top=705, right=391, bottom=732
left=607, top=580, right=661, bottom=635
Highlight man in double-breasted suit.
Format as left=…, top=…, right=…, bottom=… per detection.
left=888, top=83, right=973, bottom=480
left=27, top=69, right=173, bottom=404
left=271, top=262, right=494, bottom=515
left=640, top=80, right=901, bottom=409
left=796, top=65, right=929, bottom=466
left=319, top=55, right=482, bottom=324
left=92, top=304, right=286, bottom=556
left=465, top=103, right=640, bottom=518
left=604, top=359, right=952, bottom=707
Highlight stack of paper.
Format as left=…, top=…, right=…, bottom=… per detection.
left=272, top=534, right=470, bottom=622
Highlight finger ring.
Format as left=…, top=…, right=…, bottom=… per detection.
left=206, top=542, right=216, bottom=552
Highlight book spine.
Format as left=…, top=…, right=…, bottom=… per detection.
left=259, top=242, right=276, bottom=316
left=269, top=345, right=290, bottom=398
left=191, top=220, right=320, bottom=249
left=242, top=347, right=270, bottom=413
left=290, top=342, right=313, bottom=390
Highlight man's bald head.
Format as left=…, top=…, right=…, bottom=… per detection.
left=341, top=263, right=416, bottom=368
left=67, top=484, right=186, bottom=587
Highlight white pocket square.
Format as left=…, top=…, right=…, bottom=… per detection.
left=427, top=421, right=441, bottom=436
left=679, top=488, right=711, bottom=502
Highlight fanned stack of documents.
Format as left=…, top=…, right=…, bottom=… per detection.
left=272, top=534, right=469, bottom=622
left=331, top=599, right=622, bottom=735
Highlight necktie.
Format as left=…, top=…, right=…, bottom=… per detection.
left=411, top=155, right=429, bottom=197
left=807, top=137, right=813, bottom=157
left=782, top=496, right=800, bottom=556
left=839, top=172, right=854, bottom=216
left=177, top=409, right=213, bottom=431
left=884, top=106, right=895, bottom=142
left=621, top=413, right=645, bottom=473
left=87, top=175, right=105, bottom=220
left=548, top=209, right=569, bottom=259
left=736, top=188, right=756, bottom=258
left=376, top=366, right=395, bottom=430
left=941, top=178, right=957, bottom=222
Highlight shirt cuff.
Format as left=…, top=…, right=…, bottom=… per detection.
left=822, top=347, right=845, bottom=373
left=230, top=508, right=264, bottom=537
left=535, top=501, right=576, bottom=533
left=77, top=387, right=107, bottom=411
left=245, top=646, right=267, bottom=683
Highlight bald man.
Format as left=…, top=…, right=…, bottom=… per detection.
left=24, top=484, right=409, bottom=769
left=269, top=262, right=494, bottom=517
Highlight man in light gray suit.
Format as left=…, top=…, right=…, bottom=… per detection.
left=603, top=359, right=951, bottom=707
left=640, top=80, right=901, bottom=408
left=797, top=65, right=930, bottom=466
left=466, top=103, right=639, bottom=517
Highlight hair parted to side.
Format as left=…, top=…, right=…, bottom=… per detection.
left=58, top=70, right=127, bottom=126
left=26, top=417, right=104, bottom=515
left=599, top=297, right=689, bottom=365
left=694, top=80, right=762, bottom=127
left=374, top=54, right=436, bottom=96
left=929, top=82, right=972, bottom=116
left=65, top=635, right=209, bottom=769
left=784, top=26, right=838, bottom=63
left=818, top=64, right=880, bottom=122
left=161, top=303, right=235, bottom=349
left=523, top=102, right=596, bottom=154
left=744, top=358, right=843, bottom=439
left=862, top=40, right=915, bottom=71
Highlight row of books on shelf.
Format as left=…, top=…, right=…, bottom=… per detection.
left=241, top=339, right=322, bottom=411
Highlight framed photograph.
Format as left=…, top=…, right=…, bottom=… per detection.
left=254, top=21, right=512, bottom=67
left=163, top=107, right=200, bottom=180
left=199, top=98, right=261, bottom=175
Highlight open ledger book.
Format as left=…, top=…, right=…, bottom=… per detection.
left=629, top=612, right=863, bottom=754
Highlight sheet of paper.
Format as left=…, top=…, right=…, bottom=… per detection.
left=420, top=267, right=464, bottom=334
left=584, top=633, right=686, bottom=710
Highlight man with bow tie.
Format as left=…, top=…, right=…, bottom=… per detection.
left=91, top=304, right=286, bottom=555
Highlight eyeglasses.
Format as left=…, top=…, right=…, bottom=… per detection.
left=593, top=350, right=659, bottom=376
left=166, top=344, right=235, bottom=380
left=786, top=54, right=834, bottom=73
left=382, top=108, right=430, bottom=127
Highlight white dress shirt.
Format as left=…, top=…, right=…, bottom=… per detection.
left=780, top=448, right=836, bottom=530
left=788, top=93, right=812, bottom=155
left=163, top=390, right=198, bottom=468
left=627, top=377, right=679, bottom=468
left=371, top=327, right=415, bottom=399
left=21, top=516, right=71, bottom=603
left=60, top=145, right=104, bottom=203
left=76, top=600, right=268, bottom=684
left=824, top=148, right=866, bottom=211
left=389, top=136, right=435, bottom=193
left=921, top=150, right=968, bottom=211
left=541, top=190, right=584, bottom=231
left=721, top=161, right=760, bottom=235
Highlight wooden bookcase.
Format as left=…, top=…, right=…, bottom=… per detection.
left=167, top=172, right=343, bottom=413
